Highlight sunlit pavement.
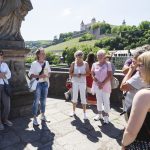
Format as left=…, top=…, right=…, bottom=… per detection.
left=0, top=98, right=126, bottom=150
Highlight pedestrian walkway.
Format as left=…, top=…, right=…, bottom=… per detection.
left=0, top=98, right=125, bottom=150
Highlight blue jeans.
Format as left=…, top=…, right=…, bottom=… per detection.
left=32, top=82, right=48, bottom=116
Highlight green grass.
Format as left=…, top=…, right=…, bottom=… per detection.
left=45, top=37, right=98, bottom=52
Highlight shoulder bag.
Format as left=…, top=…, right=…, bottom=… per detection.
left=29, top=62, right=46, bottom=92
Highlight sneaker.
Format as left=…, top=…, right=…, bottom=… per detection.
left=3, top=120, right=13, bottom=127
left=0, top=123, right=4, bottom=130
left=83, top=113, right=88, bottom=120
left=94, top=114, right=103, bottom=121
left=33, top=118, right=39, bottom=126
left=70, top=112, right=75, bottom=117
left=41, top=115, right=48, bottom=122
left=103, top=116, right=109, bottom=124
left=64, top=92, right=69, bottom=100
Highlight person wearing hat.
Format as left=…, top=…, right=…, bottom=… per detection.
left=69, top=50, right=90, bottom=119
left=0, top=50, right=12, bottom=130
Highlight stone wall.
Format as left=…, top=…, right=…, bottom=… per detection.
left=10, top=71, right=124, bottom=118
left=48, top=71, right=124, bottom=105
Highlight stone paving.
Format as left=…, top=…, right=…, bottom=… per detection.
left=0, top=98, right=126, bottom=150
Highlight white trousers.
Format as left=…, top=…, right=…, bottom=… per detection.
left=72, top=82, right=87, bottom=104
left=95, top=86, right=110, bottom=113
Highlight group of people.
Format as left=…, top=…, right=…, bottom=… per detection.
left=0, top=47, right=150, bottom=149
left=69, top=49, right=113, bottom=124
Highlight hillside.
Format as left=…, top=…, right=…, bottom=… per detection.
left=25, top=40, right=52, bottom=50
left=45, top=37, right=98, bottom=52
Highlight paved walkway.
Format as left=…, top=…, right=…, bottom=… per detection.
left=0, top=98, right=126, bottom=150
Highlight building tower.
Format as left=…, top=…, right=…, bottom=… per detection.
left=122, top=19, right=126, bottom=25
left=91, top=17, right=96, bottom=24
left=80, top=20, right=85, bottom=31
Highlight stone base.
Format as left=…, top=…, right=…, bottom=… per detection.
left=10, top=91, right=34, bottom=118
left=0, top=40, right=25, bottom=49
left=2, top=48, right=34, bottom=118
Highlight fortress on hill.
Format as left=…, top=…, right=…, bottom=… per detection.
left=79, top=18, right=126, bottom=39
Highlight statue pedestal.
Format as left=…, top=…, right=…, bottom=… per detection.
left=3, top=49, right=34, bottom=118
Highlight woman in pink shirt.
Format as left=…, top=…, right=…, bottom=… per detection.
left=91, top=50, right=112, bottom=124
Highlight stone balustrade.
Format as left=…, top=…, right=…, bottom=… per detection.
left=10, top=70, right=124, bottom=118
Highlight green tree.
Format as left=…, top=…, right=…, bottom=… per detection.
left=139, top=21, right=150, bottom=30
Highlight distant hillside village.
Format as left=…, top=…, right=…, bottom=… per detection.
left=25, top=17, right=127, bottom=50
left=80, top=18, right=126, bottom=39
left=25, top=19, right=150, bottom=68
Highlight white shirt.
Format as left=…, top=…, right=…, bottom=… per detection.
left=124, top=71, right=147, bottom=111
left=0, top=62, right=11, bottom=85
left=28, top=60, right=51, bottom=86
left=72, top=61, right=86, bottom=83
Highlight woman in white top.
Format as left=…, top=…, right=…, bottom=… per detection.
left=0, top=50, right=12, bottom=130
left=28, top=48, right=51, bottom=126
left=69, top=50, right=90, bottom=119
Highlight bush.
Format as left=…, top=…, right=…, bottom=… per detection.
left=25, top=56, right=35, bottom=63
left=79, top=33, right=94, bottom=42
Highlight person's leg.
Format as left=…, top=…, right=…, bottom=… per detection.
left=32, top=83, right=41, bottom=125
left=102, top=91, right=110, bottom=124
left=0, top=86, right=4, bottom=130
left=94, top=87, right=103, bottom=120
left=40, top=82, right=48, bottom=120
left=70, top=83, right=78, bottom=116
left=79, top=83, right=87, bottom=119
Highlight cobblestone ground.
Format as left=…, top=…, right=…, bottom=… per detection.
left=0, top=98, right=126, bottom=150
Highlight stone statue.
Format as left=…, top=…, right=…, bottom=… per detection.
left=0, top=0, right=33, bottom=41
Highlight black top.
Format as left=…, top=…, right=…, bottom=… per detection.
left=127, top=107, right=150, bottom=141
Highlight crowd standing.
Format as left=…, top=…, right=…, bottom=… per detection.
left=1, top=47, right=150, bottom=149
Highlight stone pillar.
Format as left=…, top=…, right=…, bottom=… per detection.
left=3, top=48, right=34, bottom=118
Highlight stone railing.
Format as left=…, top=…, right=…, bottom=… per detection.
left=10, top=70, right=124, bottom=118
left=49, top=71, right=124, bottom=105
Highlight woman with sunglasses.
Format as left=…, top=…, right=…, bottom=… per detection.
left=69, top=50, right=90, bottom=120
left=0, top=50, right=12, bottom=130
left=121, top=51, right=150, bottom=150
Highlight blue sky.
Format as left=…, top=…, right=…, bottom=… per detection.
left=21, top=0, right=150, bottom=41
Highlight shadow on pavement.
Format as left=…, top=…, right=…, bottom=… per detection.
left=0, top=116, right=55, bottom=150
left=98, top=122, right=123, bottom=145
left=71, top=115, right=102, bottom=143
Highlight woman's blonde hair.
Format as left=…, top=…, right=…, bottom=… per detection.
left=138, top=51, right=150, bottom=84
left=97, top=49, right=106, bottom=56
left=36, top=47, right=44, bottom=60
left=74, top=50, right=84, bottom=58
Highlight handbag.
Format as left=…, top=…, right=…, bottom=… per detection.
left=111, top=76, right=119, bottom=89
left=3, top=79, right=12, bottom=97
left=65, top=78, right=72, bottom=89
left=29, top=79, right=38, bottom=92
left=29, top=62, right=46, bottom=92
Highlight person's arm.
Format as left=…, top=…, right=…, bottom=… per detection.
left=82, top=62, right=90, bottom=76
left=121, top=89, right=150, bottom=148
left=120, top=65, right=137, bottom=91
left=29, top=62, right=47, bottom=79
left=122, top=65, right=130, bottom=75
left=0, top=63, right=11, bottom=79
left=122, top=58, right=132, bottom=75
left=102, top=62, right=112, bottom=85
left=91, top=63, right=98, bottom=82
left=69, top=62, right=76, bottom=77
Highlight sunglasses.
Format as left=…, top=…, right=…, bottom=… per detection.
left=77, top=53, right=83, bottom=57
left=137, top=64, right=144, bottom=68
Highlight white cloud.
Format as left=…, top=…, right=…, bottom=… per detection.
left=62, top=8, right=71, bottom=16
